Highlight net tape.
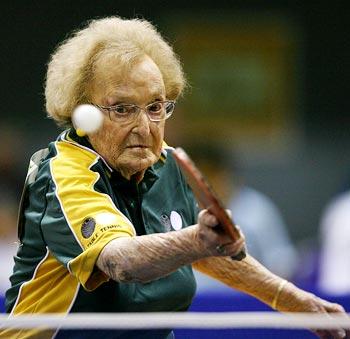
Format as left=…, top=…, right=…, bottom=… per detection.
left=1, top=312, right=350, bottom=330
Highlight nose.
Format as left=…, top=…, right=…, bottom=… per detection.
left=131, top=109, right=151, bottom=137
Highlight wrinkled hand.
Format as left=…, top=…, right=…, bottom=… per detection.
left=194, top=209, right=245, bottom=258
left=277, top=284, right=349, bottom=338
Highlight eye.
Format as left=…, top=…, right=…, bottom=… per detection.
left=147, top=102, right=163, bottom=113
left=113, top=104, right=137, bottom=115
left=114, top=105, right=128, bottom=114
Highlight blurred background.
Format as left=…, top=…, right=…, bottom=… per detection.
left=0, top=0, right=349, bottom=331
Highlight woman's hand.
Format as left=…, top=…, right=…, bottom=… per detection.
left=193, top=254, right=348, bottom=339
left=277, top=282, right=349, bottom=338
left=194, top=209, right=245, bottom=258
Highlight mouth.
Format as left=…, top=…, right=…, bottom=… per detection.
left=126, top=145, right=149, bottom=149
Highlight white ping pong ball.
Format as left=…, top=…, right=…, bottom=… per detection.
left=72, top=104, right=103, bottom=135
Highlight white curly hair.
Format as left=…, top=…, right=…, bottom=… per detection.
left=45, top=16, right=186, bottom=127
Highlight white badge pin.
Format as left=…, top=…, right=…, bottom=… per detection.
left=170, top=211, right=183, bottom=231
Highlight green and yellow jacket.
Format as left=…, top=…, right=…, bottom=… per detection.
left=4, top=129, right=198, bottom=338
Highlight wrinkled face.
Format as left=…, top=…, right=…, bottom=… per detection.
left=88, top=56, right=166, bottom=180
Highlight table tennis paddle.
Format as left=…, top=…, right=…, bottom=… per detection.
left=173, top=147, right=246, bottom=261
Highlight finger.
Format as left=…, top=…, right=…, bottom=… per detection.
left=327, top=329, right=346, bottom=339
left=327, top=312, right=348, bottom=339
left=316, top=309, right=347, bottom=339
left=229, top=237, right=246, bottom=256
left=313, top=329, right=331, bottom=338
left=324, top=301, right=346, bottom=314
left=227, top=226, right=245, bottom=243
left=216, top=237, right=245, bottom=257
left=237, top=227, right=245, bottom=242
left=319, top=300, right=348, bottom=338
left=313, top=328, right=346, bottom=339
left=198, top=209, right=219, bottom=228
left=225, top=209, right=232, bottom=218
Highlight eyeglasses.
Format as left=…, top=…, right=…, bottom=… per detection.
left=93, top=100, right=176, bottom=122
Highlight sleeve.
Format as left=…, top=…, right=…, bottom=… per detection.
left=41, top=141, right=135, bottom=291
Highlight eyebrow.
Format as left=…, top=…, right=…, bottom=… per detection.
left=109, top=93, right=165, bottom=105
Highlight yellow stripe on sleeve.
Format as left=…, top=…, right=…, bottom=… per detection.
left=50, top=141, right=135, bottom=289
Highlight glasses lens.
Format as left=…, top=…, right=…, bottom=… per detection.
left=146, top=102, right=164, bottom=120
left=146, top=101, right=175, bottom=121
left=110, top=104, right=138, bottom=121
left=165, top=101, right=175, bottom=115
left=98, top=101, right=175, bottom=122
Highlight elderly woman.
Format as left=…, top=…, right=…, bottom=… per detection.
left=4, top=17, right=348, bottom=339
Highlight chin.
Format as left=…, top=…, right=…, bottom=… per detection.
left=115, top=153, right=158, bottom=176
left=133, top=156, right=157, bottom=171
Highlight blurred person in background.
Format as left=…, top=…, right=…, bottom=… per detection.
left=2, top=16, right=348, bottom=339
left=0, top=203, right=17, bottom=295
left=318, top=190, right=350, bottom=295
left=186, top=143, right=298, bottom=291
left=227, top=164, right=298, bottom=280
left=0, top=125, right=24, bottom=296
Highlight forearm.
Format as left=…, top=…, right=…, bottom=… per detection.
left=97, top=226, right=209, bottom=283
left=193, top=254, right=287, bottom=307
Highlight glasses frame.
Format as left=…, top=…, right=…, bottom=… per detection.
left=93, top=100, right=176, bottom=122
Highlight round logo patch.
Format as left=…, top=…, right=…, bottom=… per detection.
left=170, top=211, right=183, bottom=231
left=81, top=217, right=96, bottom=238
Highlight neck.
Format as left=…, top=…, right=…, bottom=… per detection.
left=118, top=167, right=146, bottom=183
